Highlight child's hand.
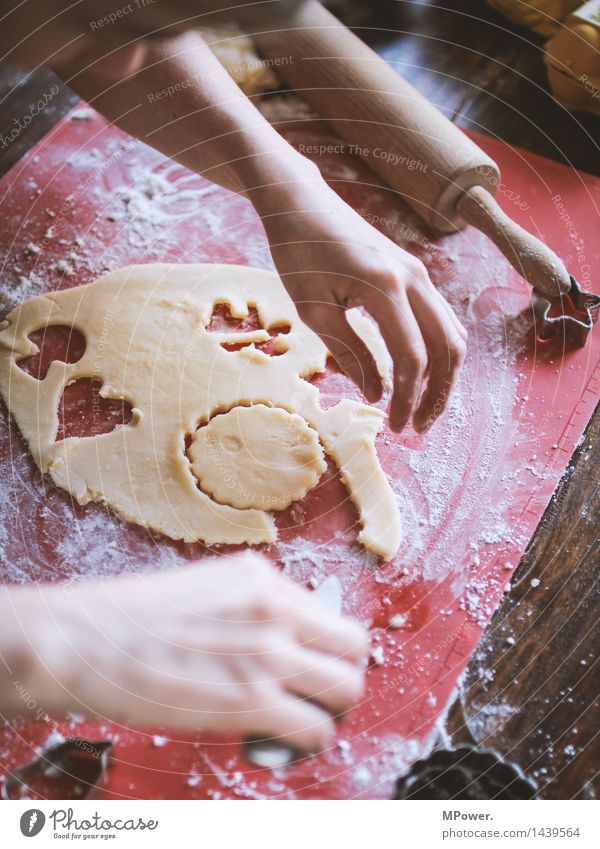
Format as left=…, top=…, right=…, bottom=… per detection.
left=259, top=180, right=468, bottom=433
left=22, top=555, right=368, bottom=752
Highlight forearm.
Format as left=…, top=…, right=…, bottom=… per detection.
left=0, top=585, right=68, bottom=717
left=54, top=29, right=321, bottom=207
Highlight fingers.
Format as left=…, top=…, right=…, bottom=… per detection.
left=293, top=607, right=370, bottom=665
left=184, top=556, right=367, bottom=750
left=434, top=287, right=469, bottom=343
left=278, top=647, right=364, bottom=715
left=300, top=302, right=383, bottom=403
left=273, top=578, right=370, bottom=664
left=366, top=286, right=428, bottom=432
left=247, top=688, right=336, bottom=752
left=407, top=285, right=467, bottom=433
left=360, top=252, right=467, bottom=433
left=199, top=555, right=370, bottom=665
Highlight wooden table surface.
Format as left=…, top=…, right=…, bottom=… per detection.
left=0, top=0, right=598, bottom=800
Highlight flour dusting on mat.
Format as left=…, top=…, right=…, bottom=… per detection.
left=1, top=98, right=596, bottom=800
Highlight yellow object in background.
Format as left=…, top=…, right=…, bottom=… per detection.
left=488, top=1, right=600, bottom=116
left=486, top=0, right=581, bottom=36
left=199, top=26, right=280, bottom=96
left=545, top=1, right=600, bottom=115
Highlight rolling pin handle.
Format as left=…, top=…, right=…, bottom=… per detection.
left=456, top=186, right=572, bottom=299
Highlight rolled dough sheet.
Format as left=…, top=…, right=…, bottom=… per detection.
left=0, top=263, right=402, bottom=560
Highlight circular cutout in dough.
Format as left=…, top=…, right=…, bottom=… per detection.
left=189, top=404, right=326, bottom=511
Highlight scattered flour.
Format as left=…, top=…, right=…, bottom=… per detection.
left=0, top=95, right=565, bottom=800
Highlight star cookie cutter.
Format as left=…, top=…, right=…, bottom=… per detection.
left=532, top=276, right=600, bottom=347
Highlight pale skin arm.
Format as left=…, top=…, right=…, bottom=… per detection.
left=1, top=0, right=467, bottom=433
left=0, top=555, right=368, bottom=750
left=0, top=1, right=461, bottom=747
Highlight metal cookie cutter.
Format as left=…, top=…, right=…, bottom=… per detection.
left=393, top=744, right=537, bottom=800
left=532, top=276, right=600, bottom=347
left=1, top=737, right=113, bottom=800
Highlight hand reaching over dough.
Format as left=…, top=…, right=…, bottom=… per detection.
left=0, top=555, right=368, bottom=752
left=40, top=20, right=467, bottom=434
left=257, top=180, right=468, bottom=433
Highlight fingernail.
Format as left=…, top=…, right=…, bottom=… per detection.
left=413, top=416, right=430, bottom=433
left=390, top=415, right=409, bottom=433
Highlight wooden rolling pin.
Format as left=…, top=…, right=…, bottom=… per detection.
left=255, top=0, right=571, bottom=298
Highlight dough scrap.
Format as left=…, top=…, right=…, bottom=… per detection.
left=0, top=263, right=402, bottom=559
left=199, top=26, right=280, bottom=96
left=346, top=308, right=392, bottom=384
left=189, top=404, right=326, bottom=511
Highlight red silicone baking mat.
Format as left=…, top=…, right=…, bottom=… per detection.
left=0, top=98, right=599, bottom=800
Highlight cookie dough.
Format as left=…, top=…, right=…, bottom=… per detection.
left=347, top=308, right=392, bottom=384
left=189, top=404, right=326, bottom=511
left=0, top=263, right=402, bottom=560
left=199, top=26, right=280, bottom=96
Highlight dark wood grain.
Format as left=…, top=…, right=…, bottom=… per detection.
left=444, top=410, right=600, bottom=798
left=0, top=0, right=598, bottom=800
